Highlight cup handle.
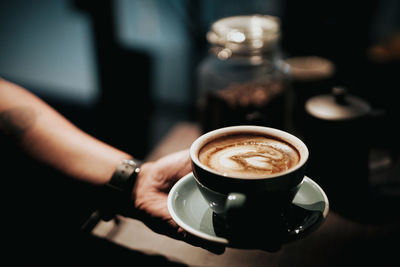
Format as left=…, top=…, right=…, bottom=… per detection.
left=226, top=192, right=247, bottom=213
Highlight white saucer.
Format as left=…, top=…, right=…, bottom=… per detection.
left=168, top=173, right=329, bottom=246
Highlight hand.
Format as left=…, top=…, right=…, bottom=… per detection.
left=131, top=149, right=225, bottom=254
left=133, top=150, right=191, bottom=237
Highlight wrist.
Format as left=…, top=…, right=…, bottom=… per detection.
left=101, top=158, right=142, bottom=221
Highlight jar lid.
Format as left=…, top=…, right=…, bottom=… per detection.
left=207, top=15, right=280, bottom=57
left=285, top=56, right=335, bottom=81
left=305, top=87, right=371, bottom=120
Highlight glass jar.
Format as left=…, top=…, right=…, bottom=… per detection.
left=197, top=15, right=290, bottom=133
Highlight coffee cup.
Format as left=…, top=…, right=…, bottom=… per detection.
left=190, top=125, right=309, bottom=223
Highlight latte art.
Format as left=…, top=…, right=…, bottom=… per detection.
left=199, top=134, right=300, bottom=178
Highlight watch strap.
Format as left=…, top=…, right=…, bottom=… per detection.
left=108, top=159, right=141, bottom=192
left=101, top=159, right=142, bottom=221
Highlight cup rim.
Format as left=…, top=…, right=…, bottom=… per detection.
left=190, top=125, right=309, bottom=180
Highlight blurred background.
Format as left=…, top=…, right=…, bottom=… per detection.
left=1, top=0, right=399, bottom=263
left=1, top=0, right=399, bottom=158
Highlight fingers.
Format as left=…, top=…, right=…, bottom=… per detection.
left=182, top=232, right=226, bottom=255
left=143, top=214, right=226, bottom=255
left=155, top=150, right=191, bottom=180
left=173, top=150, right=192, bottom=177
left=164, top=218, right=225, bottom=254
left=168, top=224, right=225, bottom=255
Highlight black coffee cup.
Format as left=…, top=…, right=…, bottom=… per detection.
left=190, top=126, right=309, bottom=224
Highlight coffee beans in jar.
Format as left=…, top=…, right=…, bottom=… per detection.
left=196, top=15, right=290, bottom=132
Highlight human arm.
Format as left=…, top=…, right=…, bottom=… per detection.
left=0, top=78, right=132, bottom=185
left=0, top=78, right=224, bottom=252
left=0, top=79, right=185, bottom=234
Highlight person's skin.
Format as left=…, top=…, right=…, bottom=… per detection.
left=0, top=78, right=224, bottom=253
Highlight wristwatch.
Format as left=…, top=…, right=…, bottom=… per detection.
left=101, top=158, right=142, bottom=221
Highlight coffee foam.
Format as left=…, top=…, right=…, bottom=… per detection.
left=198, top=134, right=300, bottom=178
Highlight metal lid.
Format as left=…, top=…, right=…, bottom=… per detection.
left=285, top=56, right=335, bottom=81
left=305, top=87, right=371, bottom=120
left=207, top=15, right=280, bottom=59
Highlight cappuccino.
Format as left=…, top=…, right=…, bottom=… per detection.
left=198, top=133, right=300, bottom=178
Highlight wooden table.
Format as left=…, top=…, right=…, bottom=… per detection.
left=92, top=122, right=399, bottom=267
